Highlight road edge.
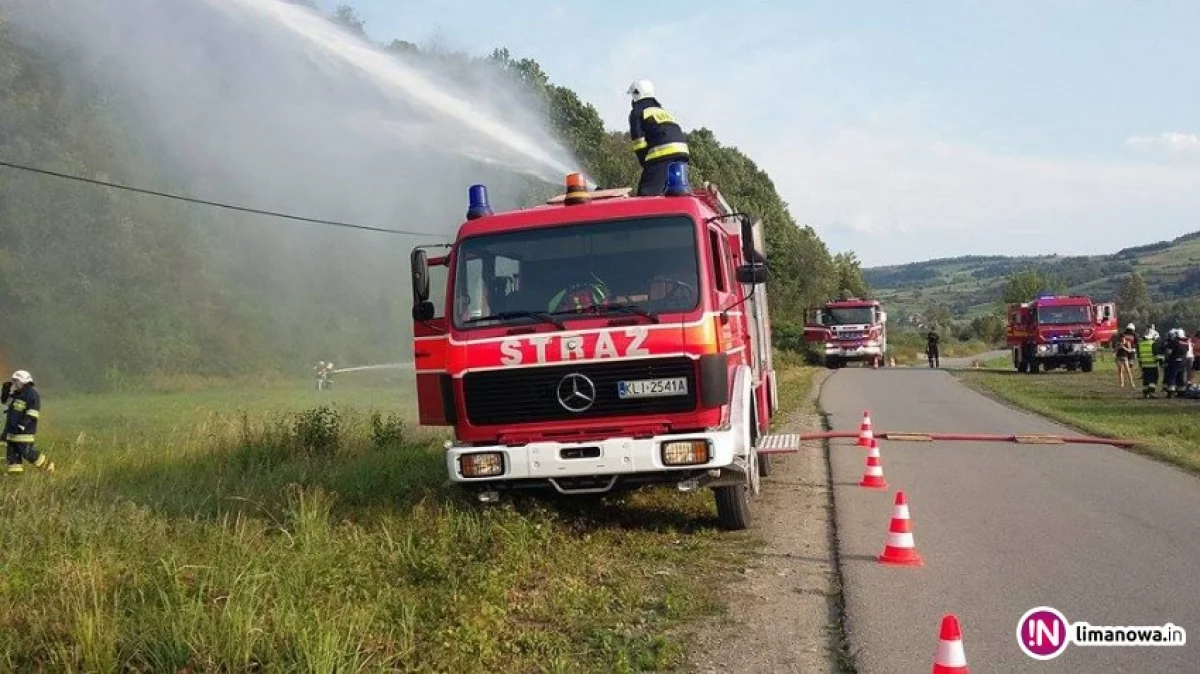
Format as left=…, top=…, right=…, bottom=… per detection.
left=816, top=371, right=858, bottom=673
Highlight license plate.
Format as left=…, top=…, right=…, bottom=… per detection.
left=617, top=377, right=688, bottom=399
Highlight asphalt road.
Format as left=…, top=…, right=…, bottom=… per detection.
left=822, top=367, right=1200, bottom=673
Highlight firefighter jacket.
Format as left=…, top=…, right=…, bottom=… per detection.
left=1166, top=338, right=1189, bottom=363
left=1136, top=338, right=1162, bottom=369
left=629, top=97, right=690, bottom=166
left=4, top=384, right=40, bottom=443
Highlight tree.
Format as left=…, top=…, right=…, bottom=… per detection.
left=1115, top=272, right=1151, bottom=328
left=332, top=4, right=366, bottom=35
left=832, top=251, right=870, bottom=300
left=1000, top=269, right=1064, bottom=306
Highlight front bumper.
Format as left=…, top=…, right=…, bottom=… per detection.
left=445, top=426, right=740, bottom=489
left=1035, top=343, right=1096, bottom=358
left=826, top=343, right=883, bottom=358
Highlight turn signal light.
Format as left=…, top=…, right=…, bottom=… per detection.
left=460, top=452, right=504, bottom=478
left=662, top=440, right=710, bottom=466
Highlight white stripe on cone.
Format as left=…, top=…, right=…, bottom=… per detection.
left=886, top=531, right=914, bottom=547
left=935, top=639, right=967, bottom=667
left=865, top=465, right=884, bottom=476
left=893, top=504, right=910, bottom=519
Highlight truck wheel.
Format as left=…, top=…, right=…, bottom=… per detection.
left=1017, top=360, right=1029, bottom=373
left=1081, top=357, right=1094, bottom=373
left=715, top=448, right=757, bottom=531
left=716, top=396, right=758, bottom=531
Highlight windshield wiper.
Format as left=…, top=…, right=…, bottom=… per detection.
left=548, top=304, right=660, bottom=323
left=595, top=303, right=660, bottom=323
left=465, top=311, right=565, bottom=329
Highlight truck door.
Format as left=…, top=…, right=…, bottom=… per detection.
left=1095, top=302, right=1118, bottom=342
left=411, top=248, right=453, bottom=426
left=709, top=225, right=742, bottom=362
left=803, top=308, right=828, bottom=343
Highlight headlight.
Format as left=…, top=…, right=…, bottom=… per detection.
left=1038, top=345, right=1051, bottom=353
left=661, top=440, right=710, bottom=466
left=1083, top=344, right=1096, bottom=352
left=459, top=452, right=504, bottom=477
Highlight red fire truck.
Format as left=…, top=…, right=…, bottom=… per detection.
left=1006, top=294, right=1118, bottom=373
left=803, top=298, right=888, bottom=368
left=408, top=166, right=798, bottom=530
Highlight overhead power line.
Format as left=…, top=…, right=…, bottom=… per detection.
left=0, top=158, right=440, bottom=238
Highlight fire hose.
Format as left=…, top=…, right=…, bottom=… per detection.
left=794, top=431, right=1136, bottom=448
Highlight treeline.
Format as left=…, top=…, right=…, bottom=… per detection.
left=0, top=3, right=863, bottom=388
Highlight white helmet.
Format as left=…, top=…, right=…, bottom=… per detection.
left=11, top=370, right=32, bottom=386
left=1126, top=323, right=1135, bottom=331
left=327, top=362, right=334, bottom=369
left=628, top=79, right=655, bottom=102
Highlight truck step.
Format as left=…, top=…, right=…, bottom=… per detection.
left=755, top=433, right=800, bottom=455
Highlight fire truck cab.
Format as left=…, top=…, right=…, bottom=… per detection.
left=803, top=298, right=888, bottom=369
left=1006, top=294, right=1118, bottom=373
left=408, top=165, right=798, bottom=530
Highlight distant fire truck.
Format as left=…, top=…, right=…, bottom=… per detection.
left=408, top=165, right=797, bottom=530
left=803, top=298, right=888, bottom=368
left=1006, top=294, right=1118, bottom=373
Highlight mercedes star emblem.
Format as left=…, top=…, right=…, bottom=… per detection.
left=556, top=373, right=596, bottom=413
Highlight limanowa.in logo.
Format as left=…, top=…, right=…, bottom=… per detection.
left=1017, top=606, right=1187, bottom=660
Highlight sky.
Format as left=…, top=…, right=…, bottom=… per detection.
left=314, top=0, right=1200, bottom=267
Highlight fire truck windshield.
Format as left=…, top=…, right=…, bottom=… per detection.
left=823, top=307, right=875, bottom=326
left=452, top=215, right=701, bottom=328
left=1037, top=305, right=1091, bottom=325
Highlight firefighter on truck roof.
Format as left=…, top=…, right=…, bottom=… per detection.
left=3, top=370, right=54, bottom=475
left=627, top=79, right=690, bottom=196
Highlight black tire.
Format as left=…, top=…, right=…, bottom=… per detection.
left=714, top=483, right=750, bottom=530
left=716, top=404, right=757, bottom=531
left=1081, top=357, right=1094, bottom=373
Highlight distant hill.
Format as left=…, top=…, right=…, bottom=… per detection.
left=864, top=230, right=1200, bottom=322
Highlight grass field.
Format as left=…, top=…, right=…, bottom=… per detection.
left=1, top=364, right=816, bottom=672
left=956, top=356, right=1200, bottom=473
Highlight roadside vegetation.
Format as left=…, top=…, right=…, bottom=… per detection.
left=956, top=357, right=1200, bottom=473
left=0, top=362, right=819, bottom=672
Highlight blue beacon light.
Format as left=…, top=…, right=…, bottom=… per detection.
left=467, top=184, right=492, bottom=220
left=665, top=162, right=690, bottom=196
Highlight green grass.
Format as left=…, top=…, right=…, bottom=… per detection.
left=1, top=369, right=810, bottom=672
left=886, top=331, right=996, bottom=366
left=956, top=357, right=1200, bottom=473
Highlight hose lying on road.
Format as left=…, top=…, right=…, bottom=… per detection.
left=796, top=431, right=1136, bottom=448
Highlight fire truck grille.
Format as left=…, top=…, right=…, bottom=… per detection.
left=462, top=357, right=698, bottom=426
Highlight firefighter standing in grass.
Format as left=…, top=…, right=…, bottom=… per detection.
left=3, top=370, right=54, bottom=475
left=627, top=80, right=690, bottom=196
left=1163, top=329, right=1189, bottom=398
left=1137, top=328, right=1163, bottom=399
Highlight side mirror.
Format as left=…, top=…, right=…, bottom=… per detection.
left=412, top=301, right=435, bottom=321
left=736, top=263, right=768, bottom=285
left=411, top=248, right=430, bottom=304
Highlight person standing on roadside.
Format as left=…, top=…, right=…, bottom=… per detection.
left=1116, top=325, right=1137, bottom=388
left=926, top=328, right=941, bottom=368
left=1137, top=328, right=1162, bottom=398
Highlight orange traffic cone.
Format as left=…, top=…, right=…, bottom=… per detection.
left=859, top=439, right=887, bottom=489
left=857, top=411, right=874, bottom=448
left=932, top=614, right=970, bottom=673
left=878, top=490, right=924, bottom=566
